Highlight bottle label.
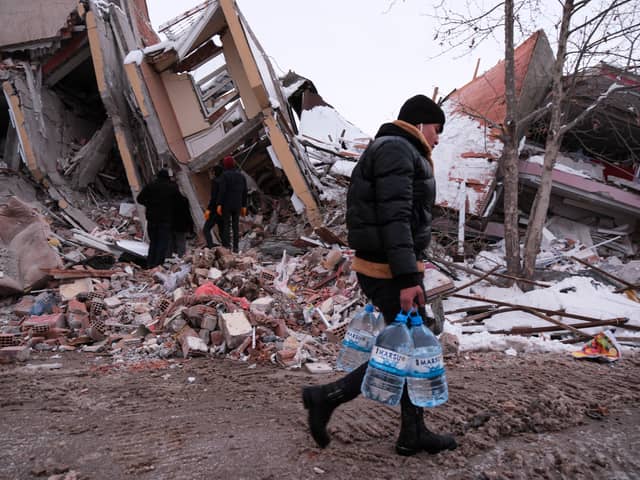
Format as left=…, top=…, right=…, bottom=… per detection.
left=342, top=330, right=374, bottom=353
left=410, top=354, right=445, bottom=379
left=369, top=346, right=409, bottom=375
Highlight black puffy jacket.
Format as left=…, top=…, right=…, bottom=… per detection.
left=218, top=168, right=247, bottom=212
left=347, top=122, right=436, bottom=284
left=137, top=177, right=181, bottom=225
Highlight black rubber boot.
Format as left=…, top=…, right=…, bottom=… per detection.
left=416, top=406, right=458, bottom=454
left=395, top=387, right=422, bottom=456
left=302, top=363, right=367, bottom=448
left=396, top=387, right=457, bottom=456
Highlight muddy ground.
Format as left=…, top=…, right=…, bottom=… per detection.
left=1, top=350, right=639, bottom=480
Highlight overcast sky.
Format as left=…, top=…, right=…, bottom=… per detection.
left=146, top=0, right=506, bottom=136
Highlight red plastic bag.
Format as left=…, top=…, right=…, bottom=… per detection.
left=194, top=282, right=250, bottom=310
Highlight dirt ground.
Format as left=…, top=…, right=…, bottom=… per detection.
left=1, top=350, right=639, bottom=480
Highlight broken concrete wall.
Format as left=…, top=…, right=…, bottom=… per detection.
left=5, top=69, right=105, bottom=185
left=0, top=0, right=79, bottom=51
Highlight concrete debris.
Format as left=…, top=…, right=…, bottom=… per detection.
left=0, top=2, right=637, bottom=374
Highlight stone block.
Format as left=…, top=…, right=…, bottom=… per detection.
left=200, top=314, right=217, bottom=331
left=304, top=362, right=333, bottom=374
left=59, top=278, right=93, bottom=301
left=250, top=296, right=274, bottom=315
left=199, top=329, right=211, bottom=345
left=220, top=311, right=252, bottom=349
left=67, top=299, right=87, bottom=313
left=208, top=268, right=223, bottom=280
left=178, top=326, right=209, bottom=358
left=103, top=296, right=122, bottom=309
left=0, top=346, right=30, bottom=363
left=23, top=313, right=66, bottom=332
left=13, top=296, right=35, bottom=316
left=210, top=330, right=224, bottom=347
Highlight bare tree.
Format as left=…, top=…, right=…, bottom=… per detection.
left=502, top=0, right=522, bottom=278
left=431, top=0, right=639, bottom=281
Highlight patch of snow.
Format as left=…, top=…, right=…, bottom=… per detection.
left=281, top=80, right=306, bottom=99
left=434, top=106, right=503, bottom=215
left=329, top=160, right=356, bottom=178
left=526, top=154, right=594, bottom=178
left=299, top=105, right=370, bottom=156
left=124, top=50, right=144, bottom=66
left=143, top=40, right=175, bottom=55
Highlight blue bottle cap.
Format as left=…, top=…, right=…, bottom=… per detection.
left=394, top=311, right=408, bottom=323
left=364, top=304, right=375, bottom=313
left=408, top=309, right=423, bottom=326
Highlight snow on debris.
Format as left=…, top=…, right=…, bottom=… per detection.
left=299, top=105, right=370, bottom=156
left=124, top=50, right=144, bottom=66
left=433, top=107, right=503, bottom=215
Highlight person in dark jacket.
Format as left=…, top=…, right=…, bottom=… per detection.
left=170, top=191, right=193, bottom=257
left=137, top=169, right=180, bottom=268
left=203, top=164, right=224, bottom=248
left=302, top=95, right=457, bottom=456
left=216, top=155, right=247, bottom=253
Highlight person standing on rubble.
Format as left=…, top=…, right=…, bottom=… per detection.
left=137, top=169, right=181, bottom=268
left=170, top=190, right=193, bottom=257
left=302, top=95, right=458, bottom=456
left=203, top=164, right=224, bottom=248
left=216, top=155, right=248, bottom=253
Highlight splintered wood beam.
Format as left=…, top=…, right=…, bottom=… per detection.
left=520, top=307, right=591, bottom=339
left=452, top=293, right=623, bottom=323
left=435, top=258, right=550, bottom=287
left=494, top=317, right=628, bottom=335
left=571, top=256, right=636, bottom=290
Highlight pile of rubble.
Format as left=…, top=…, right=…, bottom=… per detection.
left=0, top=196, right=364, bottom=371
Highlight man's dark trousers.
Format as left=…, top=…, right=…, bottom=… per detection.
left=147, top=222, right=171, bottom=267
left=203, top=214, right=221, bottom=248
left=221, top=210, right=240, bottom=252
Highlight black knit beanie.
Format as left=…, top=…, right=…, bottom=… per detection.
left=397, top=94, right=445, bottom=130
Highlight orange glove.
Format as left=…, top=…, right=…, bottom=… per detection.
left=204, top=209, right=211, bottom=220
left=216, top=205, right=222, bottom=216
left=240, top=207, right=247, bottom=217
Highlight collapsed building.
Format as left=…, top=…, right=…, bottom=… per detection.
left=0, top=3, right=638, bottom=367
left=447, top=31, right=639, bottom=256
left=0, top=0, right=350, bottom=238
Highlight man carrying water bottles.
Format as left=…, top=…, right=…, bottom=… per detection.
left=302, top=94, right=457, bottom=456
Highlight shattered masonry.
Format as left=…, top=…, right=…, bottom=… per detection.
left=0, top=2, right=638, bottom=366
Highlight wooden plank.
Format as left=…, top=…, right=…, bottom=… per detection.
left=452, top=293, right=625, bottom=323
left=44, top=268, right=118, bottom=279
left=219, top=0, right=269, bottom=112
left=495, top=317, right=628, bottom=335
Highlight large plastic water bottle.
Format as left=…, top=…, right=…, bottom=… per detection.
left=407, top=309, right=448, bottom=407
left=336, top=304, right=382, bottom=372
left=361, top=311, right=413, bottom=406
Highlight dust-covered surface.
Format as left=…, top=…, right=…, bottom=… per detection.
left=1, top=351, right=638, bottom=480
